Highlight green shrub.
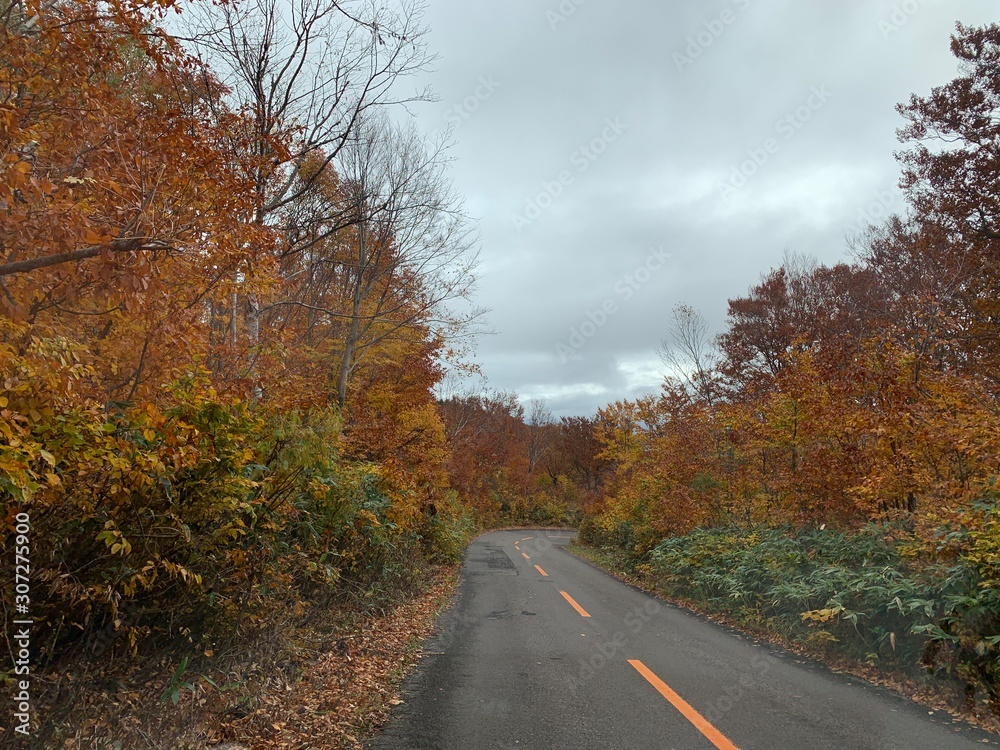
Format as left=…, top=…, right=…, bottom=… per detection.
left=1, top=334, right=471, bottom=675
left=635, top=509, right=1000, bottom=709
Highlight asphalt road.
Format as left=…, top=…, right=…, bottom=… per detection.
left=369, top=529, right=999, bottom=750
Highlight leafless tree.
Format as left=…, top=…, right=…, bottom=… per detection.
left=184, top=0, right=434, bottom=216
left=525, top=398, right=553, bottom=474
left=657, top=303, right=719, bottom=406
left=256, top=111, right=482, bottom=405
left=180, top=0, right=438, bottom=363
left=180, top=0, right=486, bottom=401
left=328, top=112, right=480, bottom=404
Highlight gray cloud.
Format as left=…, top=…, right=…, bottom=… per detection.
left=412, top=0, right=998, bottom=416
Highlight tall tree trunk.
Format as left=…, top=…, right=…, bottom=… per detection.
left=337, top=217, right=366, bottom=407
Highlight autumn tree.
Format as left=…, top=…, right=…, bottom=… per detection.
left=0, top=0, right=263, bottom=403
left=548, top=415, right=613, bottom=494
left=326, top=113, right=478, bottom=405
left=182, top=0, right=438, bottom=381
left=0, top=5, right=480, bottom=740
left=717, top=259, right=892, bottom=402
left=892, top=21, right=1000, bottom=385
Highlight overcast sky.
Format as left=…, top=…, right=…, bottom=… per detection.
left=406, top=1, right=998, bottom=417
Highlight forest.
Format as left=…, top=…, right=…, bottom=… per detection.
left=0, top=0, right=599, bottom=744
left=579, top=22, right=1000, bottom=719
left=1, top=0, right=999, bottom=743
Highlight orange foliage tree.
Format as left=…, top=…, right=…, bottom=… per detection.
left=0, top=2, right=479, bottom=722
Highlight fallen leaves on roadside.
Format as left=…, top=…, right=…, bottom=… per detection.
left=216, top=569, right=458, bottom=749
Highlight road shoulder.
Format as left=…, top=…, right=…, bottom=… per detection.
left=567, top=541, right=1000, bottom=738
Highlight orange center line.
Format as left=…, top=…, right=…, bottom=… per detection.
left=559, top=590, right=591, bottom=618
left=521, top=551, right=530, bottom=560
left=628, top=659, right=741, bottom=750
left=534, top=564, right=548, bottom=577
left=521, top=536, right=534, bottom=541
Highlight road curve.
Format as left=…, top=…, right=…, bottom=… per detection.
left=369, top=529, right=999, bottom=750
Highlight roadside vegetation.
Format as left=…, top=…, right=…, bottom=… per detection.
left=5, top=0, right=999, bottom=743
left=577, top=22, right=1000, bottom=722
left=579, top=517, right=1000, bottom=717
left=0, top=0, right=591, bottom=746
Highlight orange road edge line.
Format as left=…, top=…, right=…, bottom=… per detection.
left=534, top=564, right=548, bottom=577
left=521, top=552, right=530, bottom=560
left=628, top=659, right=740, bottom=750
left=559, top=590, right=591, bottom=618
